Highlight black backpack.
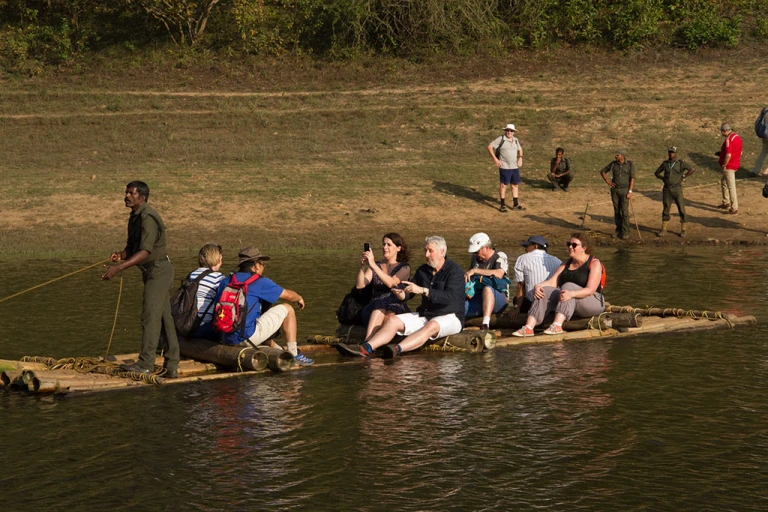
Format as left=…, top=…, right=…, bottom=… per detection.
left=170, top=269, right=213, bottom=337
left=756, top=107, right=768, bottom=138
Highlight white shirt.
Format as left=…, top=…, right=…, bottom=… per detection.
left=513, top=250, right=562, bottom=301
left=189, top=267, right=225, bottom=324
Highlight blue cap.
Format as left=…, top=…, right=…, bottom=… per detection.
left=521, top=235, right=547, bottom=249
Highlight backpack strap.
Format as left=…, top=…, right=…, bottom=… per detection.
left=192, top=268, right=213, bottom=283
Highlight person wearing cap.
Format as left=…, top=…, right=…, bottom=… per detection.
left=336, top=236, right=465, bottom=359
left=464, top=233, right=510, bottom=330
left=547, top=147, right=573, bottom=191
left=102, top=181, right=181, bottom=378
left=654, top=147, right=696, bottom=237
left=509, top=236, right=562, bottom=320
left=600, top=150, right=636, bottom=240
left=487, top=124, right=524, bottom=212
left=213, top=246, right=313, bottom=366
left=717, top=122, right=742, bottom=214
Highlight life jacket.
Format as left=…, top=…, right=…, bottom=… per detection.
left=212, top=273, right=261, bottom=336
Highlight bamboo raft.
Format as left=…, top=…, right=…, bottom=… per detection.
left=1, top=305, right=757, bottom=397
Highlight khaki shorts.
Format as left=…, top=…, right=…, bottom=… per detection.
left=245, top=304, right=289, bottom=346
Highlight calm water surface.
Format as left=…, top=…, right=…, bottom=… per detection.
left=1, top=246, right=767, bottom=511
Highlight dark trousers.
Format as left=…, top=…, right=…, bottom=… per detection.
left=547, top=173, right=573, bottom=190
left=611, top=187, right=630, bottom=236
left=661, top=185, right=686, bottom=222
left=137, top=259, right=180, bottom=372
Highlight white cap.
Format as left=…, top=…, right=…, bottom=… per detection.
left=468, top=232, right=491, bottom=253
left=503, top=124, right=517, bottom=132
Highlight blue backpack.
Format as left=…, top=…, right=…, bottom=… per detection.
left=755, top=108, right=768, bottom=138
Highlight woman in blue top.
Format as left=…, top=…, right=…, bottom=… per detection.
left=356, top=233, right=411, bottom=339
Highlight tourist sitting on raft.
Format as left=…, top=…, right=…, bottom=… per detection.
left=336, top=235, right=465, bottom=359
left=464, top=232, right=510, bottom=330
left=188, top=243, right=226, bottom=339
left=356, top=233, right=412, bottom=339
left=212, top=246, right=314, bottom=366
left=512, top=232, right=605, bottom=337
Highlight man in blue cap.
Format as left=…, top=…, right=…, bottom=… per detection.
left=508, top=235, right=562, bottom=320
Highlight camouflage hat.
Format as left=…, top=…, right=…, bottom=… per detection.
left=668, top=146, right=678, bottom=153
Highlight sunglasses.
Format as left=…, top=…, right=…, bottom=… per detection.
left=566, top=242, right=581, bottom=248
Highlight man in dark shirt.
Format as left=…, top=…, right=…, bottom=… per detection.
left=102, top=181, right=180, bottom=378
left=600, top=150, right=636, bottom=240
left=337, top=236, right=465, bottom=359
left=654, top=146, right=696, bottom=238
left=547, top=147, right=573, bottom=191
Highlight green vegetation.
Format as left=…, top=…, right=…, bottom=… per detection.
left=1, top=0, right=768, bottom=75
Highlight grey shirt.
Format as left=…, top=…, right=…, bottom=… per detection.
left=490, top=135, right=522, bottom=170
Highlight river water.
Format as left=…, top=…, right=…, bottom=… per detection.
left=1, top=246, right=767, bottom=511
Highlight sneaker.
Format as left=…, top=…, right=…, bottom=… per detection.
left=293, top=352, right=314, bottom=366
left=512, top=326, right=534, bottom=337
left=543, top=324, right=563, bottom=335
left=512, top=204, right=526, bottom=210
left=500, top=205, right=508, bottom=212
left=727, top=209, right=738, bottom=215
left=336, top=343, right=368, bottom=357
left=381, top=345, right=400, bottom=359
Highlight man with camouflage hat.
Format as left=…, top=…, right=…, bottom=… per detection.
left=654, top=146, right=696, bottom=237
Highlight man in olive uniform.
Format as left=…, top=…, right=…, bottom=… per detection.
left=547, top=147, right=573, bottom=191
left=600, top=150, right=636, bottom=240
left=102, top=181, right=179, bottom=378
left=654, top=146, right=696, bottom=238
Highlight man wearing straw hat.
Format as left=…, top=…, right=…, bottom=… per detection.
left=102, top=181, right=180, bottom=378
left=600, top=150, right=636, bottom=240
left=487, top=123, right=525, bottom=212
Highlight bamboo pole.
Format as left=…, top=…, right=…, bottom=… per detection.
left=256, top=346, right=294, bottom=372
left=178, top=338, right=268, bottom=371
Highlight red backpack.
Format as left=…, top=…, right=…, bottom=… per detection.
left=212, top=273, right=261, bottom=335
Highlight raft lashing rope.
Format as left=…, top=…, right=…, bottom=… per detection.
left=20, top=356, right=165, bottom=385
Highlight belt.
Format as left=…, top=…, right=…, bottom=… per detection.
left=137, top=255, right=170, bottom=272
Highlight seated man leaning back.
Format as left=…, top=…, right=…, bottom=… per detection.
left=213, top=246, right=314, bottom=366
left=336, top=236, right=465, bottom=359
left=464, top=232, right=510, bottom=330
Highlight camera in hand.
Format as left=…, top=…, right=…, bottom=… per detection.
left=364, top=242, right=371, bottom=252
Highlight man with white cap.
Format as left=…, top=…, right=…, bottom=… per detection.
left=464, top=232, right=510, bottom=330
left=487, top=123, right=524, bottom=212
left=509, top=235, right=562, bottom=320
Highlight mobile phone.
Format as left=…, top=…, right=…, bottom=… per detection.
left=364, top=242, right=371, bottom=252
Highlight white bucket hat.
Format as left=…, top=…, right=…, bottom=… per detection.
left=503, top=124, right=517, bottom=132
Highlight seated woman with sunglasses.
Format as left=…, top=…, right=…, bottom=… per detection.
left=512, top=232, right=605, bottom=336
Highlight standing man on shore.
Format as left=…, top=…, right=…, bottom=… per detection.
left=654, top=146, right=696, bottom=238
left=600, top=150, right=636, bottom=240
left=717, top=122, right=742, bottom=215
left=487, top=124, right=524, bottom=212
left=750, top=107, right=768, bottom=177
left=102, top=181, right=180, bottom=378
left=547, top=147, right=573, bottom=191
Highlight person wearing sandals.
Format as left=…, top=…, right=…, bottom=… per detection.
left=487, top=124, right=525, bottom=212
left=512, top=233, right=605, bottom=337
left=358, top=233, right=412, bottom=339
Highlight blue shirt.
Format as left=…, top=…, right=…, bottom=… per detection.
left=215, top=272, right=284, bottom=345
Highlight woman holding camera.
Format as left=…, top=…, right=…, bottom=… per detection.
left=357, top=233, right=411, bottom=338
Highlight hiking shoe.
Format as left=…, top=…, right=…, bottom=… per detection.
left=500, top=205, right=508, bottom=212
left=717, top=203, right=730, bottom=210
left=120, top=363, right=151, bottom=375
left=293, top=352, right=314, bottom=366
left=381, top=344, right=400, bottom=359
left=512, top=326, right=534, bottom=337
left=620, top=234, right=630, bottom=240
left=727, top=209, right=738, bottom=215
left=543, top=324, right=563, bottom=335
left=163, top=369, right=178, bottom=379
left=336, top=343, right=368, bottom=357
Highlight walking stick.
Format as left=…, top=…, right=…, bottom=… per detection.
left=629, top=196, right=643, bottom=242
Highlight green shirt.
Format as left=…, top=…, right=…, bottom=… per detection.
left=601, top=160, right=636, bottom=189
left=126, top=203, right=168, bottom=262
left=654, top=158, right=692, bottom=187
left=550, top=157, right=571, bottom=176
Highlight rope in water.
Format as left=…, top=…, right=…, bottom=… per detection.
left=0, top=259, right=110, bottom=304
left=104, top=276, right=123, bottom=357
